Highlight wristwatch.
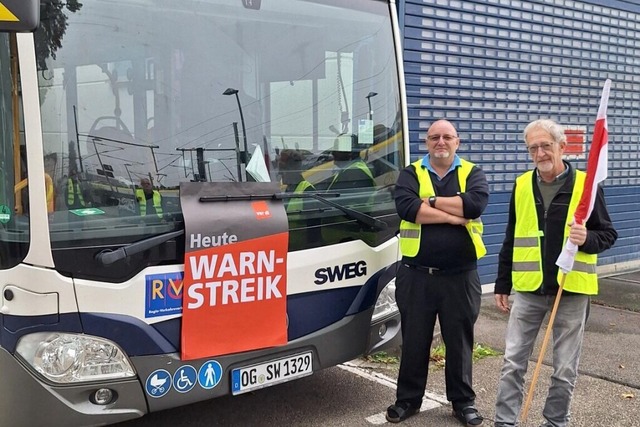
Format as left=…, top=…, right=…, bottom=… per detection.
left=428, top=196, right=437, bottom=208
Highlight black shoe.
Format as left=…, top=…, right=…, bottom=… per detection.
left=385, top=401, right=420, bottom=423
left=452, top=405, right=484, bottom=426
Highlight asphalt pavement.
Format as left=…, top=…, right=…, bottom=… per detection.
left=111, top=270, right=640, bottom=426
left=355, top=269, right=640, bottom=427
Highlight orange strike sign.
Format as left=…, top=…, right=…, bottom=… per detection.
left=182, top=234, right=288, bottom=359
left=179, top=182, right=289, bottom=360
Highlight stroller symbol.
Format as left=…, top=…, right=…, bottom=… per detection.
left=145, top=371, right=172, bottom=398
left=149, top=373, right=167, bottom=395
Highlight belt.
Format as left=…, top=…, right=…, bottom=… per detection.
left=402, top=263, right=471, bottom=276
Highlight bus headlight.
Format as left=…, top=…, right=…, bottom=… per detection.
left=371, top=277, right=398, bottom=322
left=16, top=332, right=136, bottom=383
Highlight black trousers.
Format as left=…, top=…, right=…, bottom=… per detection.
left=394, top=264, right=482, bottom=408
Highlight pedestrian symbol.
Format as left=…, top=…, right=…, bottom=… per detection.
left=173, top=365, right=197, bottom=393
left=197, top=360, right=223, bottom=390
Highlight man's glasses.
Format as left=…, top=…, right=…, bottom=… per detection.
left=526, top=142, right=555, bottom=155
left=427, top=134, right=458, bottom=143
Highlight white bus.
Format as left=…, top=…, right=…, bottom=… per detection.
left=0, top=0, right=407, bottom=424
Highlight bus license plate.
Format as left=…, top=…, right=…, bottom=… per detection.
left=231, top=351, right=313, bottom=395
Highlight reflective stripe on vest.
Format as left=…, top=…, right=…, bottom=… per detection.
left=136, top=189, right=163, bottom=217
left=67, top=178, right=85, bottom=207
left=399, top=158, right=486, bottom=259
left=512, top=170, right=598, bottom=294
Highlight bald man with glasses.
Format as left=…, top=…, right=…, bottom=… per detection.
left=387, top=119, right=489, bottom=426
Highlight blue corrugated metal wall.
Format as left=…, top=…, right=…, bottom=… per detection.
left=399, top=0, right=640, bottom=284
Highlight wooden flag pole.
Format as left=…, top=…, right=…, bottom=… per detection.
left=519, top=272, right=568, bottom=423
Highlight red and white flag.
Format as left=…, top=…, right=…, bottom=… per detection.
left=556, top=79, right=611, bottom=274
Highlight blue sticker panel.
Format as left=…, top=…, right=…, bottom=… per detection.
left=197, top=360, right=223, bottom=390
left=145, top=369, right=172, bottom=398
left=145, top=272, right=184, bottom=318
left=173, top=365, right=197, bottom=393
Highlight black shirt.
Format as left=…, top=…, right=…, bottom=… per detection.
left=395, top=156, right=489, bottom=270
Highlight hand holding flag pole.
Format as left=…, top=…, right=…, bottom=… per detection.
left=520, top=79, right=611, bottom=423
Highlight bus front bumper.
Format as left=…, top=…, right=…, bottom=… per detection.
left=0, top=305, right=400, bottom=425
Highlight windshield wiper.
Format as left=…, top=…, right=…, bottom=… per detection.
left=200, top=192, right=387, bottom=230
left=95, top=229, right=184, bottom=266
left=95, top=192, right=386, bottom=266
left=284, top=192, right=388, bottom=230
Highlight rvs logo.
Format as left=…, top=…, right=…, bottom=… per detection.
left=145, top=272, right=184, bottom=318
left=314, top=261, right=367, bottom=285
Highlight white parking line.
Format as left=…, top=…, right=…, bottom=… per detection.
left=339, top=362, right=448, bottom=424
left=338, top=362, right=399, bottom=389
left=365, top=413, right=389, bottom=425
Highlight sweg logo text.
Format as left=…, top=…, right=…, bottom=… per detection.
left=314, top=260, right=367, bottom=285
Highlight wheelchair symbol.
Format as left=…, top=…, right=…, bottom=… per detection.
left=177, top=371, right=192, bottom=388
left=173, top=365, right=197, bottom=393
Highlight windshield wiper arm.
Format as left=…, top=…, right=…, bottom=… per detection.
left=95, top=229, right=184, bottom=266
left=277, top=192, right=388, bottom=230
left=199, top=192, right=386, bottom=230
left=96, top=191, right=385, bottom=266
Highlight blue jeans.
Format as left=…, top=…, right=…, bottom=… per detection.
left=494, top=292, right=589, bottom=427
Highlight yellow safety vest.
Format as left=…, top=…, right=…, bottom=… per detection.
left=328, top=160, right=375, bottom=190
left=399, top=158, right=486, bottom=259
left=286, top=180, right=315, bottom=213
left=136, top=189, right=163, bottom=218
left=67, top=178, right=85, bottom=208
left=512, top=170, right=598, bottom=294
left=45, top=174, right=55, bottom=213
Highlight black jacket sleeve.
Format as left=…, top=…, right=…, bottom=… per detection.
left=459, top=166, right=489, bottom=219
left=580, top=184, right=618, bottom=254
left=394, top=165, right=422, bottom=223
left=494, top=183, right=517, bottom=295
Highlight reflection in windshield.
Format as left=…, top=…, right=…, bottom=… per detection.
left=30, top=0, right=404, bottom=278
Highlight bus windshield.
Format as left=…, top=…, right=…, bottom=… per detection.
left=27, top=0, right=403, bottom=280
